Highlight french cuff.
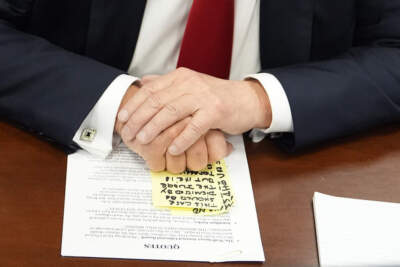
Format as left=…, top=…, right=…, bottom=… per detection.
left=73, top=74, right=138, bottom=158
left=246, top=73, right=294, bottom=143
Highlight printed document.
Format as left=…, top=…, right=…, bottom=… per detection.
left=61, top=135, right=265, bottom=262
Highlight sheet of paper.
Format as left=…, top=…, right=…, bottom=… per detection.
left=313, top=192, right=400, bottom=266
left=61, top=135, right=265, bottom=262
left=151, top=159, right=234, bottom=214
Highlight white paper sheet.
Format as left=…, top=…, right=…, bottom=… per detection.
left=61, top=135, right=265, bottom=262
left=313, top=192, right=400, bottom=267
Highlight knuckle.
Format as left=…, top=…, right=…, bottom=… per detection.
left=189, top=147, right=203, bottom=160
left=176, top=67, right=190, bottom=74
left=141, top=85, right=154, bottom=96
left=212, top=97, right=227, bottom=116
left=207, top=148, right=219, bottom=163
left=186, top=73, right=202, bottom=85
left=164, top=103, right=180, bottom=118
left=208, top=155, right=217, bottom=163
left=168, top=165, right=185, bottom=174
left=125, top=119, right=134, bottom=129
left=176, top=67, right=197, bottom=81
left=166, top=127, right=180, bottom=140
left=188, top=121, right=204, bottom=136
left=167, top=167, right=177, bottom=174
left=147, top=93, right=162, bottom=109
left=145, top=120, right=159, bottom=133
left=149, top=164, right=165, bottom=172
left=175, top=129, right=199, bottom=152
left=149, top=142, right=166, bottom=156
left=177, top=134, right=191, bottom=149
left=146, top=155, right=165, bottom=172
left=209, top=148, right=225, bottom=163
left=129, top=141, right=143, bottom=157
left=142, top=138, right=163, bottom=157
left=147, top=83, right=161, bottom=93
left=188, top=159, right=207, bottom=171
left=121, top=124, right=133, bottom=143
left=125, top=119, right=140, bottom=134
left=206, top=132, right=228, bottom=162
left=187, top=146, right=207, bottom=171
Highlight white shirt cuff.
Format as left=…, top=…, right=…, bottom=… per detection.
left=72, top=74, right=138, bottom=158
left=246, top=73, right=294, bottom=143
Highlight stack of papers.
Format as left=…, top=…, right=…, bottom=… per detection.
left=62, top=135, right=264, bottom=262
left=313, top=192, right=400, bottom=266
left=151, top=159, right=234, bottom=215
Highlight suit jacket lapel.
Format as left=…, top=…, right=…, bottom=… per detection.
left=259, top=0, right=315, bottom=69
left=86, top=0, right=147, bottom=71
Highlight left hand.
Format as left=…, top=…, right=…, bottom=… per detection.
left=118, top=67, right=272, bottom=156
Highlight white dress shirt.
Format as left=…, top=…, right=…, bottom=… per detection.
left=73, top=0, right=294, bottom=158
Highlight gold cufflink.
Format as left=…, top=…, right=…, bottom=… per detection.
left=80, top=128, right=96, bottom=142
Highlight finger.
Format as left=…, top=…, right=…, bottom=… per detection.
left=121, top=87, right=190, bottom=142
left=145, top=118, right=189, bottom=171
left=141, top=75, right=160, bottom=84
left=166, top=152, right=186, bottom=174
left=117, top=85, right=152, bottom=124
left=136, top=94, right=198, bottom=144
left=186, top=136, right=208, bottom=171
left=117, top=72, right=176, bottom=124
left=118, top=68, right=194, bottom=125
left=151, top=117, right=191, bottom=154
left=168, top=111, right=212, bottom=156
left=205, top=130, right=233, bottom=163
left=124, top=138, right=166, bottom=172
left=126, top=118, right=190, bottom=172
left=144, top=150, right=166, bottom=172
left=114, top=83, right=141, bottom=134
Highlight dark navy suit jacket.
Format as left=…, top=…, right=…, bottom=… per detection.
left=0, top=0, right=399, bottom=152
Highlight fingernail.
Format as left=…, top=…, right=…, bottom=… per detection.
left=118, top=109, right=129, bottom=122
left=121, top=127, right=132, bottom=141
left=168, top=144, right=179, bottom=155
left=137, top=131, right=148, bottom=144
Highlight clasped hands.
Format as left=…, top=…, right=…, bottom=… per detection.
left=114, top=67, right=271, bottom=173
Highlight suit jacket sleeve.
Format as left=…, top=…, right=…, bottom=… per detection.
left=265, top=1, right=400, bottom=151
left=0, top=0, right=124, bottom=152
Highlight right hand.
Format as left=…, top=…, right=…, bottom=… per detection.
left=115, top=83, right=233, bottom=173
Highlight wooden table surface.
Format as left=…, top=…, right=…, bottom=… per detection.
left=1, top=121, right=400, bottom=267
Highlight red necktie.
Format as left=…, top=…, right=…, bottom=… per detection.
left=177, top=0, right=234, bottom=79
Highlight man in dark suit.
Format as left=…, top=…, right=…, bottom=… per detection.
left=1, top=1, right=399, bottom=172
